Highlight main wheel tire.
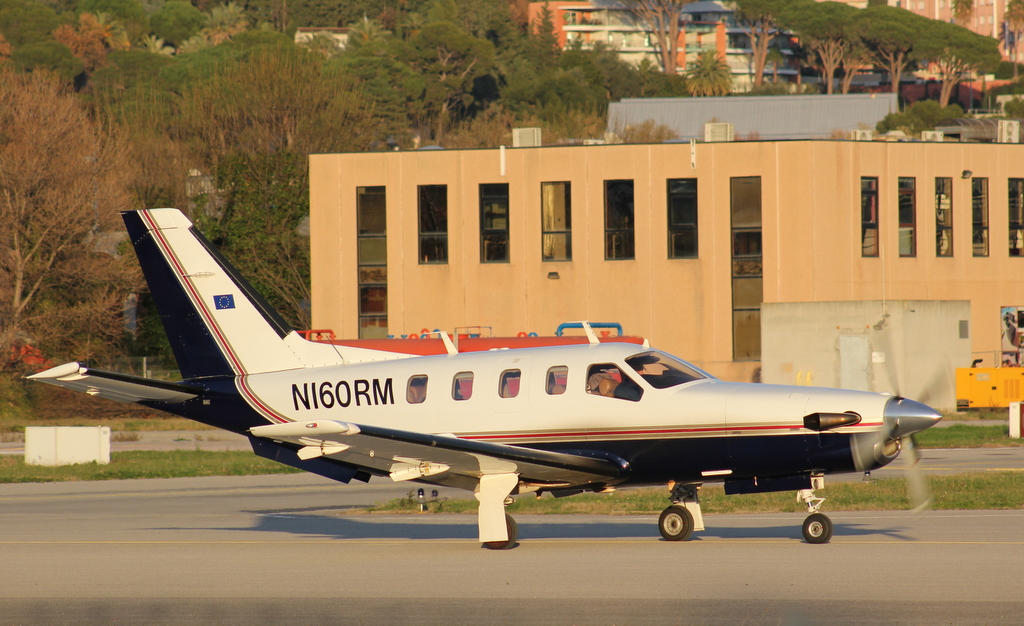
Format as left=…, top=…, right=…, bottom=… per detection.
left=482, top=514, right=518, bottom=550
left=802, top=513, right=833, bottom=544
left=658, top=505, right=694, bottom=541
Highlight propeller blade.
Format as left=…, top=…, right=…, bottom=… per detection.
left=902, top=436, right=932, bottom=513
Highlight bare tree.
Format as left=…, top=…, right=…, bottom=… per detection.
left=627, top=0, right=687, bottom=75
left=0, top=70, right=139, bottom=371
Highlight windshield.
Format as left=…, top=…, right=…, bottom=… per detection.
left=625, top=351, right=707, bottom=389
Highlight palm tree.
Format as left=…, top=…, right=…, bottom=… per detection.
left=203, top=2, right=249, bottom=45
left=348, top=16, right=389, bottom=48
left=686, top=49, right=732, bottom=97
left=766, top=47, right=786, bottom=85
left=91, top=12, right=130, bottom=51
left=299, top=32, right=341, bottom=59
left=141, top=35, right=175, bottom=56
left=1008, top=0, right=1024, bottom=80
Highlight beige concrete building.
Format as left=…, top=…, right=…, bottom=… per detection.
left=310, top=139, right=1024, bottom=383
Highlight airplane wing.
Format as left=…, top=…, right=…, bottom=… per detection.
left=27, top=362, right=200, bottom=404
left=249, top=419, right=625, bottom=491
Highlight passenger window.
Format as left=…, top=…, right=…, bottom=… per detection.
left=499, top=369, right=521, bottom=398
left=586, top=363, right=642, bottom=401
left=546, top=366, right=568, bottom=395
left=406, top=375, right=428, bottom=404
left=452, top=372, right=474, bottom=401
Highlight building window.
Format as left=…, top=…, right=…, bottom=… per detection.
left=667, top=178, right=698, bottom=258
left=1010, top=179, right=1024, bottom=256
left=861, top=177, right=879, bottom=257
left=973, top=177, right=989, bottom=257
left=418, top=185, right=448, bottom=264
left=731, top=176, right=762, bottom=361
left=935, top=177, right=953, bottom=257
left=480, top=183, right=509, bottom=263
left=605, top=179, right=635, bottom=260
left=898, top=177, right=916, bottom=257
left=357, top=186, right=387, bottom=338
left=541, top=182, right=572, bottom=261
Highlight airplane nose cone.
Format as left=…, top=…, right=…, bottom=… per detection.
left=884, top=396, right=943, bottom=439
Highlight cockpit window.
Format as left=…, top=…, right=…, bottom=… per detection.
left=625, top=351, right=706, bottom=389
left=586, top=364, right=642, bottom=401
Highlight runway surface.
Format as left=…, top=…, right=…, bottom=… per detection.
left=2, top=473, right=1023, bottom=625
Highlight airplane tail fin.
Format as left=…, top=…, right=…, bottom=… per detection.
left=123, top=209, right=346, bottom=379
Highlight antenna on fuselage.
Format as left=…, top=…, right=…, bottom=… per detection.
left=423, top=330, right=458, bottom=355
left=577, top=321, right=600, bottom=345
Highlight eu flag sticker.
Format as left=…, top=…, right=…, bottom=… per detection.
left=214, top=294, right=236, bottom=310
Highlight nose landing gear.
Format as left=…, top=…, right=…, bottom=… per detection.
left=798, top=475, right=832, bottom=544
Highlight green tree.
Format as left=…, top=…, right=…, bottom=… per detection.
left=150, top=0, right=206, bottom=48
left=916, top=20, right=1001, bottom=107
left=396, top=21, right=495, bottom=138
left=11, top=41, right=83, bottom=80
left=162, top=46, right=373, bottom=327
left=951, top=0, right=974, bottom=26
left=626, top=0, right=686, bottom=75
left=203, top=2, right=249, bottom=45
left=780, top=0, right=859, bottom=94
left=858, top=5, right=926, bottom=96
left=730, top=0, right=795, bottom=88
left=876, top=100, right=964, bottom=135
left=686, top=48, right=731, bottom=96
left=0, top=0, right=61, bottom=48
left=1007, top=0, right=1024, bottom=80
left=77, top=0, right=149, bottom=44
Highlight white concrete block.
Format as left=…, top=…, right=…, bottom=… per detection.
left=24, top=426, right=111, bottom=466
left=1010, top=403, right=1022, bottom=439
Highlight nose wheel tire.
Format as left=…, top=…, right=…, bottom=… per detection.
left=802, top=513, right=833, bottom=544
left=658, top=505, right=694, bottom=541
left=482, top=514, right=518, bottom=550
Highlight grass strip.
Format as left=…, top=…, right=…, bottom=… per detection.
left=915, top=424, right=1022, bottom=448
left=368, top=472, right=1024, bottom=515
left=0, top=450, right=301, bottom=483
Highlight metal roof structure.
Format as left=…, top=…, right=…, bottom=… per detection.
left=608, top=94, right=900, bottom=141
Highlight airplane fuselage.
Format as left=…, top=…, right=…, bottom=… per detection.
left=157, top=342, right=899, bottom=489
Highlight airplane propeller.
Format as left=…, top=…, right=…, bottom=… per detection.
left=883, top=396, right=942, bottom=513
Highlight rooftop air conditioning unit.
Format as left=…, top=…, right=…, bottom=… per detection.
left=998, top=120, right=1021, bottom=144
left=512, top=127, right=542, bottom=147
left=850, top=129, right=874, bottom=141
left=921, top=131, right=944, bottom=142
left=704, top=122, right=734, bottom=142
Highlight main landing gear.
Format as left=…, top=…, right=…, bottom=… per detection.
left=658, top=482, right=705, bottom=541
left=798, top=475, right=832, bottom=544
left=482, top=513, right=518, bottom=550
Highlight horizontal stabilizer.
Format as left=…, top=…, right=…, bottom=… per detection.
left=27, top=362, right=199, bottom=404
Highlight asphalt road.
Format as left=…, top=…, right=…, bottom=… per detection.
left=2, top=473, right=1024, bottom=625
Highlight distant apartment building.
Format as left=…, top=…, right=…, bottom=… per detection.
left=527, top=0, right=798, bottom=91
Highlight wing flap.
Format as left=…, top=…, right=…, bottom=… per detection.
left=27, top=362, right=199, bottom=404
left=250, top=419, right=624, bottom=487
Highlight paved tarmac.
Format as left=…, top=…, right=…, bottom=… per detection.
left=2, top=472, right=1024, bottom=625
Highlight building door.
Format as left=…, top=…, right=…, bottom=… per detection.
left=839, top=335, right=871, bottom=391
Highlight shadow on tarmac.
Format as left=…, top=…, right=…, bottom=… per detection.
left=181, top=511, right=916, bottom=543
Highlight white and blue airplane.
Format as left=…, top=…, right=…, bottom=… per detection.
left=29, top=208, right=942, bottom=549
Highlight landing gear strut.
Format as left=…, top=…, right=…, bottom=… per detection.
left=797, top=475, right=832, bottom=544
left=658, top=482, right=705, bottom=541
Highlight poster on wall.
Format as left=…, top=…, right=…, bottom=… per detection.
left=1001, top=306, right=1024, bottom=366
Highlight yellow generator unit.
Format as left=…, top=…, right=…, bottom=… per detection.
left=956, top=367, right=1024, bottom=409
